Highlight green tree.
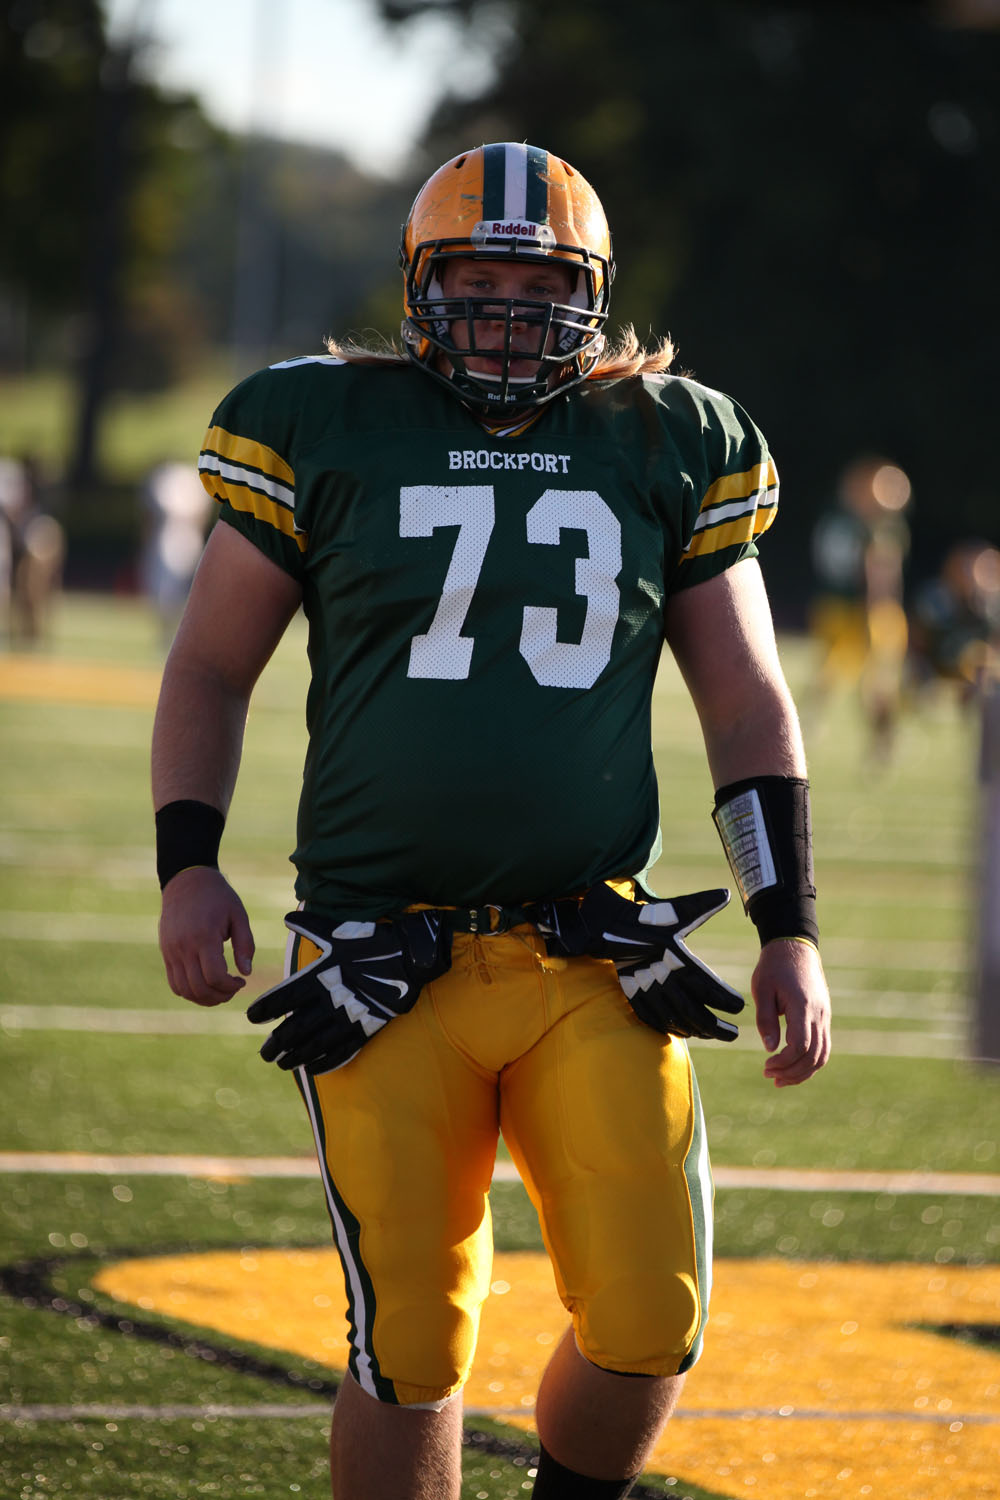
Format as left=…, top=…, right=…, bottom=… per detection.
left=1, top=2, right=413, bottom=497
left=0, top=0, right=106, bottom=324
left=0, top=1, right=225, bottom=487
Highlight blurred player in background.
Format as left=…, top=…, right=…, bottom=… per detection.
left=807, top=455, right=912, bottom=758
left=139, top=459, right=213, bottom=645
left=152, top=143, right=831, bottom=1500
left=0, top=453, right=65, bottom=646
left=910, top=539, right=1000, bottom=704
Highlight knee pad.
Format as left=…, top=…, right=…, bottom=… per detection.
left=348, top=1298, right=479, bottom=1409
left=575, top=1270, right=703, bottom=1376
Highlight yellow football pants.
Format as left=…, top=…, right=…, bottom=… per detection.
left=293, top=924, right=714, bottom=1407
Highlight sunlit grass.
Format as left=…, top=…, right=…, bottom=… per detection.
left=1, top=592, right=997, bottom=1500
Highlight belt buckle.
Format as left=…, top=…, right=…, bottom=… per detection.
left=468, top=904, right=508, bottom=935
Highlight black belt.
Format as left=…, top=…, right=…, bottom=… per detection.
left=440, top=904, right=535, bottom=935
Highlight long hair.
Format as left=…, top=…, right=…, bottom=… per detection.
left=323, top=324, right=677, bottom=381
left=589, top=325, right=676, bottom=380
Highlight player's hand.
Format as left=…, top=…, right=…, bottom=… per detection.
left=158, top=866, right=255, bottom=1006
left=536, top=883, right=745, bottom=1042
left=752, top=938, right=832, bottom=1086
left=247, top=909, right=453, bottom=1074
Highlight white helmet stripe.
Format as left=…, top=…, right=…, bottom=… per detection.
left=503, top=142, right=529, bottom=221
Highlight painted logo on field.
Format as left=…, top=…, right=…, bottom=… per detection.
left=93, top=1252, right=1000, bottom=1499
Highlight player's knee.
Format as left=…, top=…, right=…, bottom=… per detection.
left=362, top=1301, right=477, bottom=1408
left=576, top=1271, right=703, bottom=1374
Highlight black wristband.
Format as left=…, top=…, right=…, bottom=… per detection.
left=155, top=799, right=225, bottom=890
left=712, top=776, right=819, bottom=948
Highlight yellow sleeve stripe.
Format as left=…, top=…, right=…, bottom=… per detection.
left=202, top=426, right=295, bottom=489
left=199, top=427, right=307, bottom=552
left=683, top=459, right=779, bottom=560
left=683, top=504, right=776, bottom=558
left=698, top=458, right=778, bottom=516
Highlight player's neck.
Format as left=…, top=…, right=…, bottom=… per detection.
left=474, top=407, right=546, bottom=439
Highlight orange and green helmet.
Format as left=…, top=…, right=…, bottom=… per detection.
left=399, top=142, right=615, bottom=414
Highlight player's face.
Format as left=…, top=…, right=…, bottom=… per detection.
left=437, top=257, right=575, bottom=381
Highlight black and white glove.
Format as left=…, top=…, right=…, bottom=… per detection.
left=535, top=883, right=744, bottom=1042
left=247, top=909, right=452, bottom=1074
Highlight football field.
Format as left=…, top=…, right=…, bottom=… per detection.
left=1, top=592, right=999, bottom=1500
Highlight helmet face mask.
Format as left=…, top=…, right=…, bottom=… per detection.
left=400, top=144, right=615, bottom=416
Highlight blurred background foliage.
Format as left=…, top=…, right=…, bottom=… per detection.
left=0, top=0, right=997, bottom=611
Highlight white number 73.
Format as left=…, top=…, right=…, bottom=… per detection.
left=399, top=484, right=622, bottom=690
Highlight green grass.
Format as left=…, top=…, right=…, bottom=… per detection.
left=3, top=1028, right=998, bottom=1173
left=0, top=369, right=234, bottom=483
left=0, top=1419, right=723, bottom=1500
left=1, top=1033, right=311, bottom=1157
left=1, top=592, right=998, bottom=1500
left=695, top=1050, right=1000, bottom=1172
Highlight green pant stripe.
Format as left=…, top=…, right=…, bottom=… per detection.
left=678, top=1054, right=714, bottom=1373
left=297, top=1067, right=398, bottom=1402
left=288, top=934, right=398, bottom=1403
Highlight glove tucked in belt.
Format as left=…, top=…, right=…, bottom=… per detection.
left=248, top=881, right=745, bottom=1075
left=533, top=882, right=745, bottom=1042
left=247, top=909, right=452, bottom=1075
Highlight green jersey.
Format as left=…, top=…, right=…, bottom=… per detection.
left=199, top=358, right=777, bottom=917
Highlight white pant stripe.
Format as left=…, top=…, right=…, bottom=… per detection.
left=296, top=1066, right=379, bottom=1398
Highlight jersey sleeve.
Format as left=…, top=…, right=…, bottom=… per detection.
left=197, top=367, right=309, bottom=579
left=668, top=382, right=779, bottom=594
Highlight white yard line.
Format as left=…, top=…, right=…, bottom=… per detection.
left=0, top=911, right=970, bottom=970
left=0, top=1151, right=997, bottom=1195
left=1, top=1005, right=251, bottom=1034
left=0, top=1403, right=331, bottom=1421
left=0, top=1005, right=966, bottom=1057
left=1, top=1400, right=995, bottom=1425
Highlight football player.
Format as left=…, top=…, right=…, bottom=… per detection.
left=153, top=142, right=831, bottom=1500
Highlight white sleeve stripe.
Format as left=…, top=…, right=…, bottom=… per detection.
left=691, top=490, right=778, bottom=533
left=199, top=453, right=295, bottom=511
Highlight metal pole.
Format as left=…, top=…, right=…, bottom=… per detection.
left=974, top=678, right=1000, bottom=1063
left=230, top=0, right=285, bottom=373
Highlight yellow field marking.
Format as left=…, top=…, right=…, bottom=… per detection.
left=93, top=1250, right=1000, bottom=1499
left=0, top=654, right=161, bottom=707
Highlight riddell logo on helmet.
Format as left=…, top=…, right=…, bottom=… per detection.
left=471, top=220, right=556, bottom=248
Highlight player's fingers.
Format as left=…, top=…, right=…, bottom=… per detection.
left=765, top=1048, right=823, bottom=1086
left=160, top=928, right=211, bottom=1003
left=165, top=939, right=242, bottom=1006
left=163, top=957, right=238, bottom=1006
left=161, top=949, right=188, bottom=1001
left=229, top=905, right=256, bottom=978
left=763, top=1010, right=829, bottom=1085
left=159, top=874, right=248, bottom=1005
left=193, top=939, right=245, bottom=1001
left=754, top=988, right=781, bottom=1054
